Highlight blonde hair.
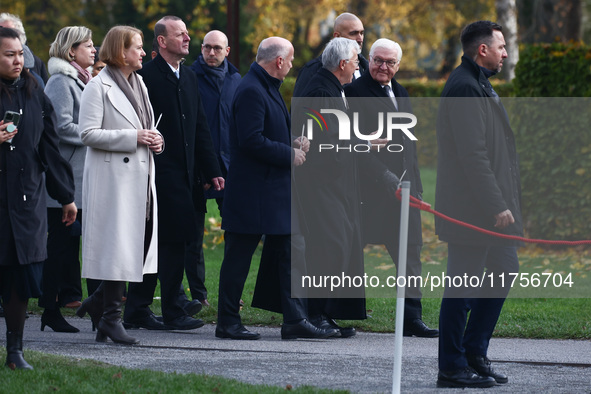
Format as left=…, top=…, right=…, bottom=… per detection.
left=49, top=26, right=92, bottom=61
left=100, top=25, right=143, bottom=68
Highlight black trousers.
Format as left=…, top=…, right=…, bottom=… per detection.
left=384, top=241, right=423, bottom=321
left=125, top=241, right=188, bottom=323
left=184, top=211, right=206, bottom=301
left=217, top=232, right=306, bottom=326
left=438, top=244, right=519, bottom=371
left=39, top=208, right=82, bottom=309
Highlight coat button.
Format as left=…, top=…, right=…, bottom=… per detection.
left=123, top=157, right=129, bottom=163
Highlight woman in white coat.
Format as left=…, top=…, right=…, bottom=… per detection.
left=76, top=25, right=163, bottom=345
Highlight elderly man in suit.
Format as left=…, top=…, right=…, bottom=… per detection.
left=295, top=37, right=364, bottom=338
left=345, top=38, right=438, bottom=338
left=293, top=12, right=368, bottom=97
left=216, top=37, right=337, bottom=341
left=123, top=15, right=224, bottom=331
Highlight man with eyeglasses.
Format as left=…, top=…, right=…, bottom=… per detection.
left=293, top=12, right=368, bottom=97
left=345, top=38, right=438, bottom=338
left=187, top=30, right=241, bottom=308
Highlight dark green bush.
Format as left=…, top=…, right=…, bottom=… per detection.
left=512, top=42, right=591, bottom=241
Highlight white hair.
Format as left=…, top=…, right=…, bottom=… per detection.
left=0, top=13, right=26, bottom=43
left=322, top=37, right=359, bottom=72
left=369, top=38, right=402, bottom=61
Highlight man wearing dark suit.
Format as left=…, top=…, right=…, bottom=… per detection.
left=187, top=30, right=242, bottom=307
left=293, top=12, right=368, bottom=97
left=345, top=38, right=438, bottom=338
left=435, top=21, right=520, bottom=388
left=123, top=16, right=224, bottom=331
left=295, top=37, right=365, bottom=338
left=216, top=37, right=337, bottom=341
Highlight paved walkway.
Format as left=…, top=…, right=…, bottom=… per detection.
left=3, top=316, right=591, bottom=393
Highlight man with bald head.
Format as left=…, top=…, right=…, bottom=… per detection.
left=216, top=37, right=337, bottom=340
left=293, top=12, right=368, bottom=97
left=187, top=30, right=241, bottom=307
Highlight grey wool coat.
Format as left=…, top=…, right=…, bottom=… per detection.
left=44, top=57, right=87, bottom=208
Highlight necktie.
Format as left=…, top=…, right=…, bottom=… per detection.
left=174, top=69, right=180, bottom=79
left=384, top=85, right=398, bottom=110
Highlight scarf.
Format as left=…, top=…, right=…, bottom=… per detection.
left=199, top=56, right=227, bottom=93
left=70, top=61, right=92, bottom=85
left=105, top=65, right=153, bottom=130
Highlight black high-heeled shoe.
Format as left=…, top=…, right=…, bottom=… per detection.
left=41, top=309, right=80, bottom=333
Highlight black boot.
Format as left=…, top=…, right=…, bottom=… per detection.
left=5, top=331, right=33, bottom=370
left=76, top=282, right=104, bottom=331
left=97, top=281, right=138, bottom=345
left=41, top=309, right=79, bottom=333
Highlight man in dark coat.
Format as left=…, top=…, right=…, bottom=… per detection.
left=294, top=37, right=365, bottom=337
left=188, top=30, right=241, bottom=307
left=216, top=37, right=337, bottom=341
left=345, top=38, right=438, bottom=338
left=123, top=16, right=223, bottom=331
left=435, top=21, right=522, bottom=388
left=293, top=12, right=368, bottom=97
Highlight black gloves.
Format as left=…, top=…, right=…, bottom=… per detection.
left=382, top=170, right=400, bottom=200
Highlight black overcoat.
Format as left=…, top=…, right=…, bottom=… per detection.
left=0, top=76, right=74, bottom=265
left=138, top=55, right=222, bottom=242
left=296, top=67, right=366, bottom=319
left=435, top=56, right=523, bottom=245
left=345, top=72, right=423, bottom=246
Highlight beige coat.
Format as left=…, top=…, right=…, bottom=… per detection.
left=79, top=70, right=159, bottom=282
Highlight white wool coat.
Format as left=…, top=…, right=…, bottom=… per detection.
left=79, top=70, right=159, bottom=282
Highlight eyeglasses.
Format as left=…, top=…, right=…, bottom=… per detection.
left=372, top=57, right=398, bottom=68
left=202, top=44, right=226, bottom=54
left=346, top=58, right=360, bottom=66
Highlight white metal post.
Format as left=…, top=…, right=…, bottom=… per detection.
left=392, top=181, right=410, bottom=394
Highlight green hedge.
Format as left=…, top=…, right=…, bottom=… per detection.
left=512, top=42, right=591, bottom=241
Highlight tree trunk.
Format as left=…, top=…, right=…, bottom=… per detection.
left=496, top=0, right=519, bottom=81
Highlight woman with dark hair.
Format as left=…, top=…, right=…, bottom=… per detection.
left=40, top=25, right=96, bottom=333
left=76, top=26, right=162, bottom=345
left=0, top=27, right=77, bottom=369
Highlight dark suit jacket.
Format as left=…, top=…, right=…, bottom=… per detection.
left=221, top=62, right=293, bottom=235
left=435, top=56, right=522, bottom=246
left=293, top=53, right=369, bottom=98
left=138, top=54, right=222, bottom=242
left=345, top=71, right=423, bottom=245
left=190, top=57, right=242, bottom=199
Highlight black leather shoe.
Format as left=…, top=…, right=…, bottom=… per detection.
left=182, top=300, right=203, bottom=316
left=310, top=315, right=356, bottom=338
left=281, top=319, right=339, bottom=340
left=403, top=319, right=439, bottom=337
left=437, top=367, right=496, bottom=388
left=165, top=315, right=204, bottom=330
left=215, top=324, right=261, bottom=340
left=123, top=314, right=168, bottom=330
left=467, top=354, right=508, bottom=384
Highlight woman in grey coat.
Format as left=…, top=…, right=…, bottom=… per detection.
left=40, top=26, right=96, bottom=333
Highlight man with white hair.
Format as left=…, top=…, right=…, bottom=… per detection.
left=345, top=38, right=438, bottom=338
left=293, top=12, right=368, bottom=97
left=296, top=37, right=363, bottom=338
left=216, top=37, right=337, bottom=340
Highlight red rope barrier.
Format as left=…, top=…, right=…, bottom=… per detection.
left=395, top=189, right=591, bottom=246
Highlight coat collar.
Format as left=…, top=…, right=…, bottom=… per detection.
left=152, top=54, right=183, bottom=85
left=47, top=57, right=86, bottom=89
left=191, top=55, right=240, bottom=76
left=96, top=70, right=141, bottom=129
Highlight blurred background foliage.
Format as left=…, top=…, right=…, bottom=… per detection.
left=3, top=0, right=591, bottom=240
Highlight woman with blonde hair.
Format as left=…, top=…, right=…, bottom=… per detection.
left=40, top=25, right=96, bottom=333
left=76, top=26, right=163, bottom=345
